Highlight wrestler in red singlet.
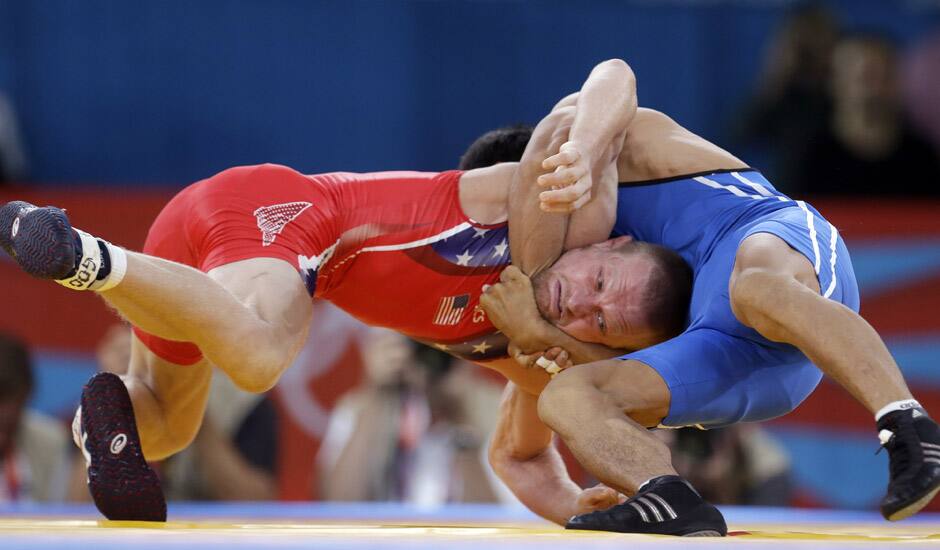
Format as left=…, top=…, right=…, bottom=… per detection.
left=135, top=163, right=510, bottom=365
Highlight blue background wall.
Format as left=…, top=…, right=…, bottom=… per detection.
left=0, top=0, right=937, bottom=185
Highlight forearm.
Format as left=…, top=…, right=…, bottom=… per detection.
left=517, top=320, right=625, bottom=365
left=488, top=384, right=582, bottom=525
left=508, top=109, right=573, bottom=276
left=562, top=61, right=636, bottom=249
left=544, top=328, right=625, bottom=364
left=567, top=59, right=636, bottom=167
left=508, top=61, right=637, bottom=275
left=491, top=443, right=583, bottom=525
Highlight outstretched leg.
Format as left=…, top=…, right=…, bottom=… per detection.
left=102, top=254, right=313, bottom=393
left=2, top=200, right=313, bottom=394
left=729, top=232, right=940, bottom=520
left=3, top=201, right=312, bottom=453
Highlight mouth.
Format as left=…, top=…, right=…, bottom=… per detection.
left=554, top=279, right=563, bottom=322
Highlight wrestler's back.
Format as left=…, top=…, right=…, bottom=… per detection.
left=308, top=170, right=511, bottom=358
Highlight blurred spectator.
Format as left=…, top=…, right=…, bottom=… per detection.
left=795, top=33, right=940, bottom=196
left=459, top=125, right=533, bottom=170
left=662, top=425, right=792, bottom=506
left=165, top=371, right=278, bottom=501
left=903, top=29, right=940, bottom=155
left=0, top=333, right=70, bottom=502
left=318, top=329, right=498, bottom=504
left=274, top=300, right=367, bottom=500
left=733, top=3, right=839, bottom=193
left=0, top=92, right=28, bottom=182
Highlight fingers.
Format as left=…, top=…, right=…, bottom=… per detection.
left=498, top=266, right=531, bottom=288
left=499, top=265, right=521, bottom=282
left=542, top=147, right=580, bottom=171
left=577, top=485, right=623, bottom=513
left=537, top=166, right=583, bottom=189
left=511, top=347, right=541, bottom=369
left=535, top=355, right=562, bottom=376
left=542, top=347, right=564, bottom=362
left=538, top=178, right=590, bottom=205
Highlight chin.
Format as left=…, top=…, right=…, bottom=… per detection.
left=531, top=273, right=553, bottom=319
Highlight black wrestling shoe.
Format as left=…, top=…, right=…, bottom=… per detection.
left=878, top=407, right=940, bottom=521
left=566, top=475, right=727, bottom=537
left=0, top=200, right=77, bottom=279
left=77, top=372, right=167, bottom=522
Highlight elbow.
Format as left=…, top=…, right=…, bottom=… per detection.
left=600, top=58, right=635, bottom=82
left=487, top=443, right=514, bottom=482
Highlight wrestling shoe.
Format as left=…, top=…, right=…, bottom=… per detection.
left=0, top=201, right=75, bottom=279
left=76, top=372, right=167, bottom=522
left=0, top=200, right=126, bottom=290
left=566, top=475, right=726, bottom=537
left=878, top=407, right=940, bottom=521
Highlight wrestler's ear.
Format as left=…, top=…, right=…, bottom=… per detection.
left=592, top=235, right=634, bottom=251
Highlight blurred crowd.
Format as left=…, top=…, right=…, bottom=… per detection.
left=733, top=3, right=940, bottom=196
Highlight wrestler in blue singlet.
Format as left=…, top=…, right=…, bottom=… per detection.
left=613, top=169, right=860, bottom=428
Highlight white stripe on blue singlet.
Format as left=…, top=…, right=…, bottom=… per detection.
left=693, top=176, right=766, bottom=200
left=823, top=222, right=839, bottom=299
left=731, top=171, right=789, bottom=202
left=796, top=201, right=822, bottom=275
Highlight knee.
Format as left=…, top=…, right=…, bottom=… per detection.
left=215, top=323, right=297, bottom=393
left=728, top=267, right=792, bottom=328
left=228, top=346, right=290, bottom=394
left=537, top=368, right=596, bottom=432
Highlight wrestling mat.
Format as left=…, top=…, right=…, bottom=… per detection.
left=1, top=502, right=938, bottom=549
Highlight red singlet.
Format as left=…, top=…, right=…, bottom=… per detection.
left=135, top=164, right=510, bottom=365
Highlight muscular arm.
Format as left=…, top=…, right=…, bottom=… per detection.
left=488, top=384, right=582, bottom=525
left=489, top=62, right=637, bottom=522
left=509, top=59, right=637, bottom=277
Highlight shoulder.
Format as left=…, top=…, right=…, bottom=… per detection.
left=618, top=108, right=746, bottom=181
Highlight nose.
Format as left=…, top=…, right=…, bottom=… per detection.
left=565, top=285, right=594, bottom=319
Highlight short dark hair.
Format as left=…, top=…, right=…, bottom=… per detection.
left=0, top=333, right=32, bottom=401
left=459, top=125, right=534, bottom=170
left=627, top=242, right=693, bottom=341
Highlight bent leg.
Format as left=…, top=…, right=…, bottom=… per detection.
left=101, top=255, right=313, bottom=393
left=123, top=333, right=212, bottom=460
left=729, top=232, right=912, bottom=413
left=537, top=359, right=675, bottom=495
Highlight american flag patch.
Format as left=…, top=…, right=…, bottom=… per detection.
left=433, top=294, right=470, bottom=326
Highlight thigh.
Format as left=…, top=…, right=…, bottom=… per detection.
left=622, top=328, right=822, bottom=428
left=733, top=233, right=819, bottom=294
left=208, top=257, right=314, bottom=358
left=735, top=205, right=860, bottom=310
left=551, top=358, right=671, bottom=428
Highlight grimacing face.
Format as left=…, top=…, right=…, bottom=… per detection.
left=531, top=236, right=662, bottom=350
